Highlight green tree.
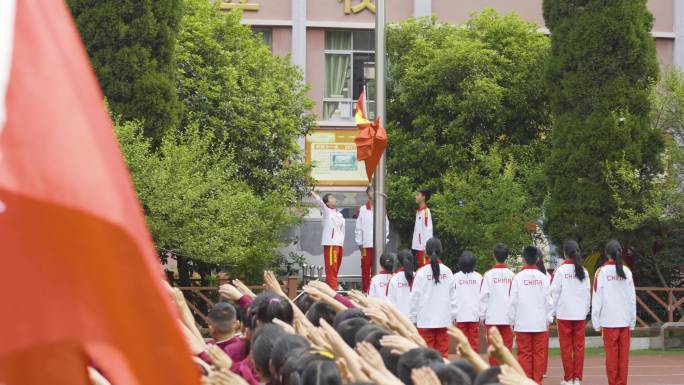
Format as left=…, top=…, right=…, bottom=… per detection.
left=68, top=0, right=182, bottom=141
left=543, top=0, right=664, bottom=250
left=176, top=0, right=315, bottom=196
left=386, top=11, right=550, bottom=256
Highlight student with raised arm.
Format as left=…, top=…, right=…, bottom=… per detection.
left=453, top=250, right=483, bottom=352
left=592, top=240, right=636, bottom=385
left=310, top=190, right=345, bottom=290
left=409, top=237, right=456, bottom=358
left=551, top=240, right=590, bottom=385
left=355, top=186, right=390, bottom=293
left=508, top=246, right=553, bottom=384
left=479, top=243, right=515, bottom=366
left=412, top=189, right=433, bottom=267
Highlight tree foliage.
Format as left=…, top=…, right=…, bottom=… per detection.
left=543, top=0, right=664, bottom=250
left=68, top=0, right=182, bottom=141
left=386, top=11, right=550, bottom=261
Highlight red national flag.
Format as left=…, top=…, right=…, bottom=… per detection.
left=353, top=91, right=387, bottom=182
left=0, top=1, right=199, bottom=384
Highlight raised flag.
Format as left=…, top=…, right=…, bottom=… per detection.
left=0, top=1, right=200, bottom=384
left=353, top=91, right=387, bottom=182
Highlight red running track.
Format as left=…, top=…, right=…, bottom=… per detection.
left=543, top=355, right=684, bottom=385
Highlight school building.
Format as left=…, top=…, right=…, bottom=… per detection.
left=224, top=0, right=684, bottom=279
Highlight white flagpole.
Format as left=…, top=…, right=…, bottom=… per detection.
left=372, top=0, right=386, bottom=274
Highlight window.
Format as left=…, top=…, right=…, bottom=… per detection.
left=252, top=27, right=273, bottom=51
left=324, top=30, right=375, bottom=121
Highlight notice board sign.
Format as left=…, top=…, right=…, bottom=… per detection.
left=305, top=129, right=368, bottom=186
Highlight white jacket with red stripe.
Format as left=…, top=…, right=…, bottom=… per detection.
left=411, top=206, right=433, bottom=251
left=368, top=271, right=392, bottom=300
left=479, top=264, right=515, bottom=325
left=508, top=266, right=553, bottom=332
left=550, top=261, right=591, bottom=321
left=313, top=193, right=345, bottom=246
left=354, top=202, right=389, bottom=248
left=452, top=271, right=483, bottom=323
left=409, top=263, right=457, bottom=328
left=387, top=269, right=414, bottom=318
left=591, top=261, right=636, bottom=330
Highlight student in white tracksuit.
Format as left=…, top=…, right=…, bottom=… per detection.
left=452, top=250, right=483, bottom=351
left=551, top=240, right=590, bottom=385
left=592, top=240, right=636, bottom=385
left=409, top=238, right=457, bottom=358
left=355, top=186, right=390, bottom=294
left=479, top=243, right=515, bottom=365
left=368, top=252, right=394, bottom=300
left=508, top=246, right=553, bottom=384
left=387, top=249, right=415, bottom=318
left=310, top=191, right=345, bottom=290
left=411, top=189, right=433, bottom=267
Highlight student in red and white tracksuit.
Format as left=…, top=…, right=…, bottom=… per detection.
left=355, top=186, right=390, bottom=293
left=409, top=237, right=456, bottom=358
left=508, top=246, right=553, bottom=385
left=479, top=243, right=515, bottom=365
left=453, top=250, right=483, bottom=352
left=412, top=189, right=433, bottom=267
left=368, top=252, right=394, bottom=300
left=311, top=191, right=345, bottom=290
left=536, top=256, right=552, bottom=378
left=387, top=249, right=415, bottom=318
left=592, top=240, right=636, bottom=385
left=551, top=240, right=590, bottom=385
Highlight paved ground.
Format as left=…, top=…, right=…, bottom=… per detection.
left=543, top=355, right=684, bottom=385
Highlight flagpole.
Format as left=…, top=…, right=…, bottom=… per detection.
left=372, top=0, right=386, bottom=275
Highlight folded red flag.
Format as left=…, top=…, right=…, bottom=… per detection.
left=353, top=91, right=387, bottom=181
left=363, top=117, right=388, bottom=181
left=0, top=1, right=199, bottom=384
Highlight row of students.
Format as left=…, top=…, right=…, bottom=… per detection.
left=369, top=238, right=635, bottom=385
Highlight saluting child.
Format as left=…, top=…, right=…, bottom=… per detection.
left=453, top=250, right=483, bottom=351
left=479, top=243, right=515, bottom=365
left=387, top=249, right=415, bottom=318
left=592, top=240, right=636, bottom=385
left=551, top=240, right=590, bottom=385
left=368, top=252, right=395, bottom=300
left=411, top=189, right=433, bottom=268
left=409, top=237, right=457, bottom=358
left=509, top=246, right=553, bottom=384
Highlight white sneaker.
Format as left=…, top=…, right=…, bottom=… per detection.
left=560, top=381, right=573, bottom=385
left=573, top=379, right=582, bottom=385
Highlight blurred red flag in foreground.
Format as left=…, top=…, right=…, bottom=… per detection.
left=353, top=90, right=387, bottom=182
left=0, top=1, right=199, bottom=385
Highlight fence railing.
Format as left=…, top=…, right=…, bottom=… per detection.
left=635, top=287, right=684, bottom=327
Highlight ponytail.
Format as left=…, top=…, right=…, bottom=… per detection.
left=397, top=250, right=414, bottom=286
left=425, top=238, right=443, bottom=284
left=605, top=240, right=626, bottom=279
left=563, top=240, right=585, bottom=282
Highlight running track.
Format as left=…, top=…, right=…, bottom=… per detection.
left=543, top=355, right=684, bottom=385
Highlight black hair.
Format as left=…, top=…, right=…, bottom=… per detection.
left=522, top=246, right=538, bottom=266
left=493, top=243, right=508, bottom=263
left=333, top=307, right=368, bottom=329
left=306, top=301, right=337, bottom=327
left=429, top=362, right=472, bottom=385
left=335, top=317, right=370, bottom=348
left=354, top=325, right=391, bottom=350
left=252, top=292, right=294, bottom=328
left=281, top=353, right=326, bottom=385
left=380, top=346, right=399, bottom=375
left=322, top=193, right=334, bottom=205
left=459, top=251, right=476, bottom=274
left=563, top=240, right=586, bottom=282
left=271, top=335, right=310, bottom=383
left=251, top=324, right=286, bottom=380
left=366, top=186, right=372, bottom=194
left=349, top=383, right=374, bottom=385
left=426, top=237, right=443, bottom=284
left=380, top=252, right=395, bottom=272
left=449, top=360, right=477, bottom=383
left=535, top=251, right=547, bottom=275
left=396, top=348, right=443, bottom=385
left=207, top=302, right=237, bottom=333
left=420, top=189, right=432, bottom=202
left=474, top=367, right=501, bottom=385
left=301, top=359, right=341, bottom=385
left=605, top=239, right=626, bottom=279
left=274, top=347, right=308, bottom=385
left=397, top=249, right=415, bottom=287
left=295, top=293, right=315, bottom=314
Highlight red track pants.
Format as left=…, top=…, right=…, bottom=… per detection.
left=456, top=322, right=480, bottom=352
left=557, top=320, right=586, bottom=381
left=485, top=325, right=514, bottom=366
left=361, top=247, right=374, bottom=293
left=602, top=327, right=630, bottom=385
left=414, top=249, right=428, bottom=267
left=418, top=328, right=449, bottom=358
left=323, top=245, right=343, bottom=290
left=516, top=331, right=547, bottom=384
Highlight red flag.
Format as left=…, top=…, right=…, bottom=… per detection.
left=353, top=91, right=387, bottom=182
left=0, top=1, right=199, bottom=384
left=363, top=117, right=387, bottom=181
